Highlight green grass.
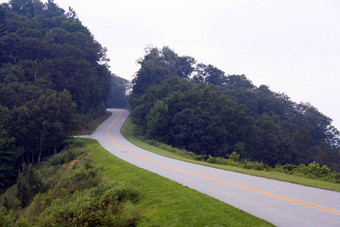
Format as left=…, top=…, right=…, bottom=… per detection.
left=78, top=111, right=112, bottom=135
left=122, top=118, right=340, bottom=192
left=83, top=138, right=272, bottom=226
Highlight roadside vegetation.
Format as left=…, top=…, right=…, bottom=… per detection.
left=0, top=0, right=113, bottom=192
left=122, top=118, right=340, bottom=192
left=0, top=139, right=273, bottom=226
left=130, top=47, right=340, bottom=175
left=78, top=111, right=112, bottom=135
left=87, top=139, right=273, bottom=226
left=0, top=0, right=128, bottom=193
left=0, top=140, right=140, bottom=226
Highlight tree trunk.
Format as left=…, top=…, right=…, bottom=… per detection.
left=38, top=132, right=43, bottom=163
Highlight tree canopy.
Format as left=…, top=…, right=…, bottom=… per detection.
left=107, top=74, right=130, bottom=108
left=0, top=0, right=111, bottom=191
left=130, top=46, right=340, bottom=171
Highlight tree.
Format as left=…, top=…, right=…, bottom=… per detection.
left=225, top=74, right=255, bottom=90
left=108, top=74, right=129, bottom=108
left=0, top=105, right=20, bottom=192
left=9, top=0, right=44, bottom=17
left=252, top=114, right=291, bottom=166
left=0, top=0, right=111, bottom=191
left=131, top=46, right=195, bottom=98
left=130, top=46, right=340, bottom=170
left=146, top=100, right=170, bottom=141
left=132, top=77, right=251, bottom=157
left=291, top=128, right=314, bottom=164
left=193, top=63, right=226, bottom=86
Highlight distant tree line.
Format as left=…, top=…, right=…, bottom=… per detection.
left=0, top=0, right=111, bottom=191
left=107, top=74, right=130, bottom=108
left=130, top=47, right=340, bottom=171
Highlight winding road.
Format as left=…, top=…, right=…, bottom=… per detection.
left=88, top=108, right=340, bottom=226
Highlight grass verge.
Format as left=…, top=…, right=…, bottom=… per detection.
left=83, top=138, right=272, bottom=226
left=122, top=118, right=340, bottom=192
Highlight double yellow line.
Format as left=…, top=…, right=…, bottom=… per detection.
left=106, top=111, right=340, bottom=216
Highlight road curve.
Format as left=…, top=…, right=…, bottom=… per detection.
left=90, top=109, right=340, bottom=227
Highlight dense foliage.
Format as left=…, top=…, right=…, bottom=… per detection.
left=0, top=0, right=111, bottom=191
left=107, top=74, right=130, bottom=108
left=130, top=47, right=340, bottom=171
left=0, top=142, right=140, bottom=226
left=141, top=138, right=340, bottom=183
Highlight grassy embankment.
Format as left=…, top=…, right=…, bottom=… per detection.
left=0, top=138, right=271, bottom=226
left=122, top=118, right=340, bottom=192
left=86, top=138, right=272, bottom=226
left=73, top=112, right=272, bottom=225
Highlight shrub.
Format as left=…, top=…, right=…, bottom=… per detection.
left=0, top=185, right=20, bottom=210
left=335, top=173, right=340, bottom=183
left=207, top=155, right=217, bottom=164
left=146, top=139, right=206, bottom=161
left=16, top=164, right=45, bottom=208
left=103, top=182, right=139, bottom=204
left=0, top=142, right=141, bottom=226
left=281, top=163, right=297, bottom=174
left=306, top=162, right=331, bottom=178
left=0, top=207, right=15, bottom=227
left=227, top=152, right=240, bottom=162
left=242, top=160, right=265, bottom=171
left=49, top=146, right=86, bottom=166
left=39, top=182, right=140, bottom=226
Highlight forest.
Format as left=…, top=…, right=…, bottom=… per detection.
left=130, top=46, right=340, bottom=171
left=0, top=0, right=115, bottom=191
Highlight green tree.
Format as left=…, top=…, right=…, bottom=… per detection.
left=0, top=105, right=20, bottom=192
left=193, top=63, right=226, bottom=86
left=0, top=0, right=111, bottom=190
left=252, top=114, right=291, bottom=166
left=146, top=100, right=170, bottom=141
left=131, top=46, right=195, bottom=98
left=292, top=128, right=314, bottom=164
left=108, top=74, right=129, bottom=108
left=130, top=46, right=340, bottom=170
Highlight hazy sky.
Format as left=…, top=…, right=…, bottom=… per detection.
left=2, top=0, right=340, bottom=130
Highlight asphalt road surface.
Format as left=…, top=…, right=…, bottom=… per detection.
left=89, top=108, right=340, bottom=226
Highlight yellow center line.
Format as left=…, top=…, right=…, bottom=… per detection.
left=107, top=111, right=340, bottom=216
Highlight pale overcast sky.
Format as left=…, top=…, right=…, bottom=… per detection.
left=2, top=0, right=340, bottom=130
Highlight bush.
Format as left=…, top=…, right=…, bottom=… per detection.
left=0, top=207, right=15, bottom=226
left=0, top=185, right=20, bottom=210
left=39, top=182, right=140, bottom=226
left=102, top=181, right=139, bottom=204
left=146, top=138, right=339, bottom=183
left=0, top=142, right=141, bottom=226
left=207, top=156, right=229, bottom=165
left=281, top=163, right=297, bottom=174
left=16, top=164, right=45, bottom=208
left=273, top=162, right=338, bottom=182
left=49, top=149, right=75, bottom=165
left=335, top=173, right=340, bottom=183
left=49, top=145, right=86, bottom=166
left=146, top=139, right=206, bottom=161
left=306, top=162, right=331, bottom=178
left=227, top=152, right=240, bottom=162
left=242, top=160, right=265, bottom=171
